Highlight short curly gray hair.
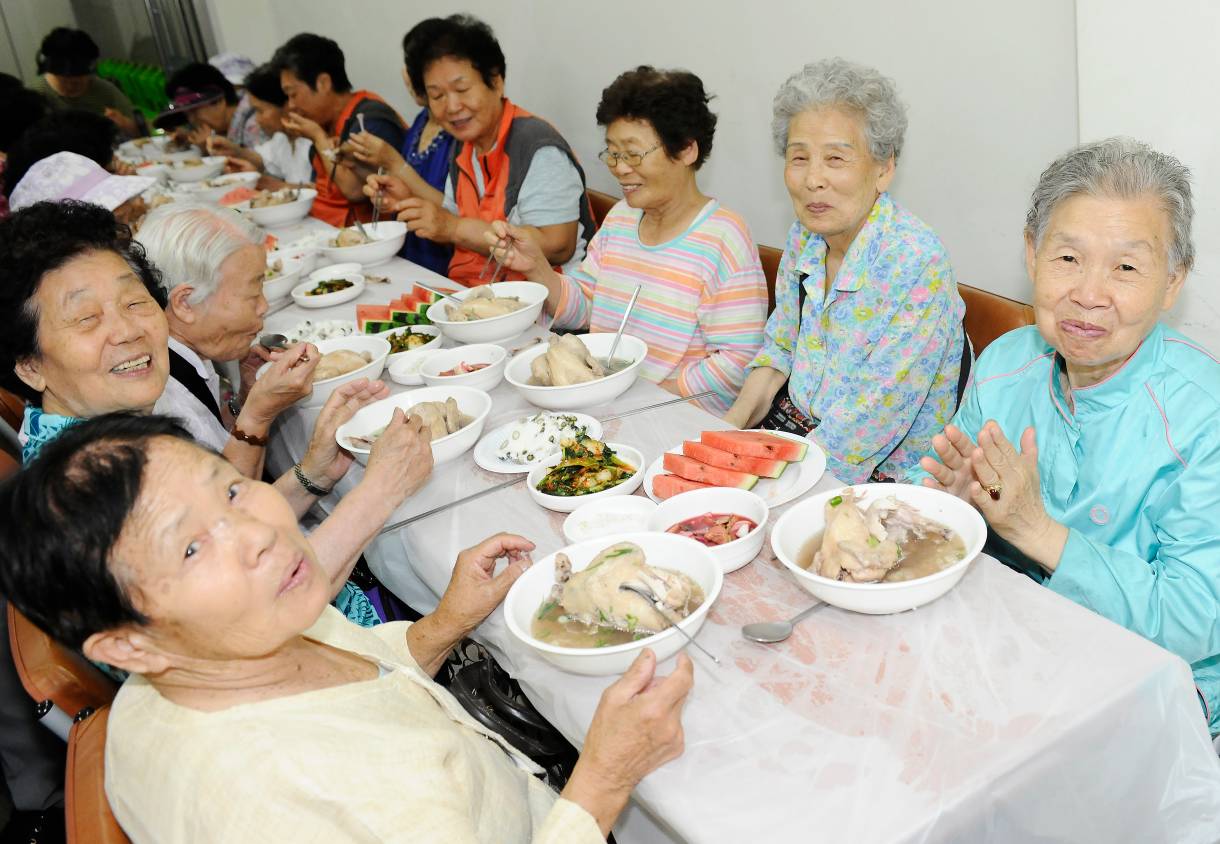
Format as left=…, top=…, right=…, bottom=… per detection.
left=771, top=58, right=907, bottom=161
left=1025, top=138, right=1195, bottom=273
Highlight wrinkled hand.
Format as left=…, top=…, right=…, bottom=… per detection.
left=394, top=197, right=454, bottom=242
left=484, top=220, right=548, bottom=276
left=243, top=342, right=319, bottom=423
left=919, top=423, right=977, bottom=500
left=238, top=344, right=275, bottom=404
left=434, top=533, right=536, bottom=635
left=298, top=377, right=391, bottom=486
left=574, top=650, right=693, bottom=796
left=347, top=130, right=403, bottom=171
left=224, top=155, right=258, bottom=173
left=206, top=135, right=241, bottom=158
left=363, top=408, right=434, bottom=503
left=363, top=172, right=412, bottom=206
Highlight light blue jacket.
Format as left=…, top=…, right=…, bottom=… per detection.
left=910, top=323, right=1220, bottom=733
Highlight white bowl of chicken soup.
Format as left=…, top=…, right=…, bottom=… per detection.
left=233, top=188, right=318, bottom=227
left=505, top=333, right=647, bottom=411
left=256, top=335, right=390, bottom=410
left=769, top=484, right=986, bottom=615
left=334, top=385, right=492, bottom=467
left=319, top=221, right=407, bottom=267
left=648, top=488, right=768, bottom=574
left=504, top=532, right=723, bottom=676
left=426, top=281, right=547, bottom=344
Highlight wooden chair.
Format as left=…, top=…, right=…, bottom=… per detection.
left=0, top=387, right=24, bottom=432
left=586, top=188, right=619, bottom=230
left=758, top=245, right=783, bottom=314
left=959, top=283, right=1035, bottom=355
left=66, top=704, right=128, bottom=844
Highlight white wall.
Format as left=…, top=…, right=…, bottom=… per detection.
left=197, top=0, right=1079, bottom=300
left=1077, top=0, right=1220, bottom=355
left=0, top=0, right=76, bottom=81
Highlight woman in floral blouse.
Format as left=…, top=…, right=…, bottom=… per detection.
left=725, top=58, right=967, bottom=483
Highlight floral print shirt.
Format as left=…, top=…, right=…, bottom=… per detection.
left=750, top=193, right=966, bottom=482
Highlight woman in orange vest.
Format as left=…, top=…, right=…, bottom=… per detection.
left=365, top=15, right=594, bottom=286
left=271, top=33, right=405, bottom=228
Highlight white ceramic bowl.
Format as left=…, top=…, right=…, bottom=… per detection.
left=291, top=265, right=365, bottom=309
left=563, top=496, right=658, bottom=544
left=647, top=488, right=769, bottom=574
left=769, top=484, right=987, bottom=614
left=132, top=162, right=169, bottom=183
left=379, top=324, right=443, bottom=369
left=319, top=221, right=407, bottom=267
left=263, top=252, right=305, bottom=305
left=335, top=385, right=492, bottom=466
left=233, top=188, right=318, bottom=227
left=177, top=171, right=260, bottom=204
left=505, top=333, right=647, bottom=411
left=166, top=155, right=226, bottom=183
left=426, top=281, right=548, bottom=344
left=527, top=442, right=645, bottom=513
left=419, top=344, right=508, bottom=392
left=503, top=531, right=723, bottom=676
left=256, top=334, right=389, bottom=409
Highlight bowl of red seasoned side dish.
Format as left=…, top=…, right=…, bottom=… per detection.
left=648, top=487, right=768, bottom=573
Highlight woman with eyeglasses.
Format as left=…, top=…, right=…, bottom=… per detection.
left=486, top=66, right=768, bottom=412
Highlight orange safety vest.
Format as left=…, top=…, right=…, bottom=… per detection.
left=309, top=91, right=398, bottom=228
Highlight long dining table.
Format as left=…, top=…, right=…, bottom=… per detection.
left=261, top=218, right=1220, bottom=843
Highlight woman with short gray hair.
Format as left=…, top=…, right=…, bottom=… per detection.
left=914, top=137, right=1220, bottom=737
left=726, top=57, right=967, bottom=483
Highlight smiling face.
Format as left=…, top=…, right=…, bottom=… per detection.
left=105, top=438, right=327, bottom=664
left=1028, top=192, right=1185, bottom=385
left=16, top=249, right=169, bottom=418
left=422, top=56, right=504, bottom=152
left=172, top=244, right=268, bottom=362
left=783, top=106, right=894, bottom=253
left=603, top=118, right=696, bottom=211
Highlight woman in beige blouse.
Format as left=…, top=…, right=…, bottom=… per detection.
left=0, top=413, right=692, bottom=843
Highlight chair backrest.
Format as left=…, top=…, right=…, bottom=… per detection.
left=758, top=244, right=783, bottom=314
left=7, top=604, right=117, bottom=720
left=959, top=283, right=1035, bottom=355
left=0, top=387, right=24, bottom=433
left=586, top=188, right=619, bottom=230
left=66, top=704, right=129, bottom=844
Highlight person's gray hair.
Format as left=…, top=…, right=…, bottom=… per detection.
left=771, top=57, right=908, bottom=161
left=1025, top=137, right=1195, bottom=272
left=136, top=201, right=265, bottom=304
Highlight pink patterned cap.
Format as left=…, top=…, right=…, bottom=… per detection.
left=9, top=151, right=156, bottom=213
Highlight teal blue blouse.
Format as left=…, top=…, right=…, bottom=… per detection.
left=910, top=323, right=1220, bottom=733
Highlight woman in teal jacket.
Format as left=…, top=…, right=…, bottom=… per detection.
left=914, top=137, right=1220, bottom=734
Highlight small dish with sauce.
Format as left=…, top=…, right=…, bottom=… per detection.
left=647, top=487, right=768, bottom=573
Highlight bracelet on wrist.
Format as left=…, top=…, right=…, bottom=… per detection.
left=293, top=463, right=333, bottom=497
left=231, top=426, right=268, bottom=447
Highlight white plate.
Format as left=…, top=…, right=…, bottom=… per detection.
left=473, top=412, right=604, bottom=473
left=642, top=429, right=826, bottom=507
left=290, top=267, right=365, bottom=309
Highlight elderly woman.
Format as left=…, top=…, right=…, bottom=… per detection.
left=366, top=14, right=593, bottom=284
left=156, top=61, right=266, bottom=150
left=206, top=63, right=316, bottom=186
left=485, top=66, right=767, bottom=413
left=915, top=138, right=1220, bottom=735
left=0, top=413, right=692, bottom=842
left=724, top=58, right=966, bottom=482
left=9, top=151, right=153, bottom=228
left=0, top=201, right=426, bottom=629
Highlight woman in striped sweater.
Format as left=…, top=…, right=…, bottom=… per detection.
left=487, top=67, right=768, bottom=412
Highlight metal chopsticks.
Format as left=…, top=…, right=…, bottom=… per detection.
left=377, top=475, right=527, bottom=535
left=601, top=390, right=716, bottom=422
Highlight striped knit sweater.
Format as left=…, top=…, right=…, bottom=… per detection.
left=552, top=199, right=768, bottom=412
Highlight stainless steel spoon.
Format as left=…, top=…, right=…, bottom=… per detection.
left=602, top=284, right=641, bottom=371
left=259, top=333, right=288, bottom=350
left=619, top=584, right=720, bottom=665
left=741, top=602, right=826, bottom=644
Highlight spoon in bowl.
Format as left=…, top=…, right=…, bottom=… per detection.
left=602, top=285, right=641, bottom=372
left=741, top=602, right=826, bottom=644
left=619, top=583, right=720, bottom=665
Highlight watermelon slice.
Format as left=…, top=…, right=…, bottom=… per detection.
left=682, top=441, right=787, bottom=479
left=220, top=186, right=259, bottom=206
left=652, top=474, right=712, bottom=500
left=701, top=430, right=808, bottom=462
left=356, top=305, right=394, bottom=332
left=662, top=453, right=757, bottom=490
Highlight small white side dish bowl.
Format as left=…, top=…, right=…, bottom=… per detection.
left=334, top=385, right=492, bottom=466
left=419, top=344, right=508, bottom=392
left=263, top=252, right=305, bottom=305
left=232, top=188, right=318, bottom=227
left=256, top=334, right=389, bottom=409
left=769, top=484, right=987, bottom=614
left=527, top=442, right=645, bottom=513
left=380, top=324, right=443, bottom=370
left=563, top=497, right=658, bottom=544
left=505, top=333, right=647, bottom=411
left=647, top=488, right=769, bottom=574
left=504, top=531, right=723, bottom=676
left=319, top=220, right=407, bottom=267
left=166, top=155, right=226, bottom=182
left=291, top=265, right=365, bottom=309
left=425, top=281, right=547, bottom=344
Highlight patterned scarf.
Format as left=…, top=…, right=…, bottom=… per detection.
left=19, top=406, right=78, bottom=464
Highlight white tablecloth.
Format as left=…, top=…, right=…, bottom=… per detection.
left=263, top=227, right=1220, bottom=843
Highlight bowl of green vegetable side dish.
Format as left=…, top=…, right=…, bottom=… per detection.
left=527, top=437, right=645, bottom=513
left=291, top=263, right=365, bottom=309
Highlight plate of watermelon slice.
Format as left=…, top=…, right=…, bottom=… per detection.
left=643, top=429, right=826, bottom=508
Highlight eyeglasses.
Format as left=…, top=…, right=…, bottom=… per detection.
left=598, top=144, right=661, bottom=168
